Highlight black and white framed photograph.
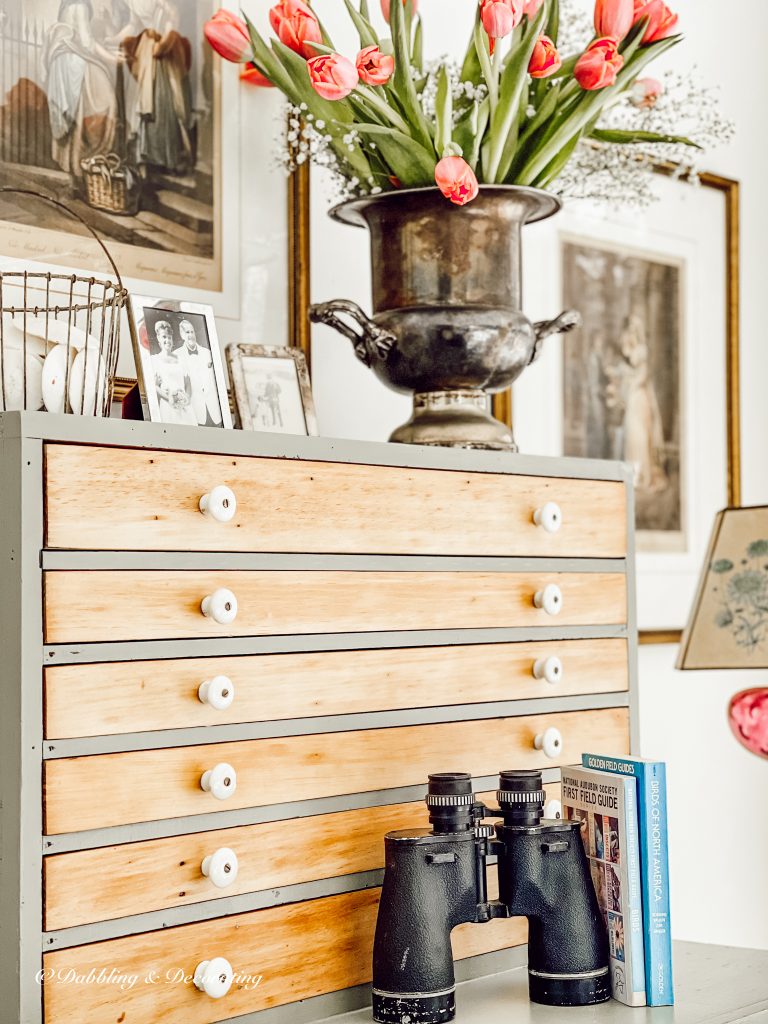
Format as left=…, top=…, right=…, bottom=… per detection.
left=130, top=296, right=232, bottom=429
left=227, top=345, right=317, bottom=436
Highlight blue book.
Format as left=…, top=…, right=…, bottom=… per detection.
left=581, top=754, right=674, bottom=1006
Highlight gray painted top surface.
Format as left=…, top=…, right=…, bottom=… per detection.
left=0, top=411, right=632, bottom=482
left=319, top=943, right=768, bottom=1024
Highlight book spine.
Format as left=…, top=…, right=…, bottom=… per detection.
left=623, top=776, right=646, bottom=1003
left=581, top=755, right=674, bottom=1006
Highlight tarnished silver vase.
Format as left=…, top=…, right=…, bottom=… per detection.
left=309, top=184, right=579, bottom=451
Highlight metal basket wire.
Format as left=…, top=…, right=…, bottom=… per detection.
left=0, top=188, right=129, bottom=416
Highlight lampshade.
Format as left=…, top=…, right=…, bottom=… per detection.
left=677, top=505, right=768, bottom=670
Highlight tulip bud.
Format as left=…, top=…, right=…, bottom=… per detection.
left=529, top=34, right=561, bottom=78
left=240, top=62, right=274, bottom=87
left=594, top=0, right=634, bottom=42
left=269, top=0, right=323, bottom=59
left=356, top=45, right=395, bottom=86
left=204, top=9, right=252, bottom=64
left=307, top=53, right=359, bottom=101
left=574, top=37, right=624, bottom=90
left=434, top=155, right=479, bottom=207
left=381, top=0, right=419, bottom=22
left=632, top=0, right=679, bottom=43
left=480, top=0, right=524, bottom=52
left=630, top=76, right=663, bottom=108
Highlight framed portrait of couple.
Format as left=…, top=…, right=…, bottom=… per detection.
left=130, top=297, right=233, bottom=429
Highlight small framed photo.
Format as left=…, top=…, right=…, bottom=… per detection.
left=227, top=345, right=318, bottom=436
left=129, top=296, right=233, bottom=429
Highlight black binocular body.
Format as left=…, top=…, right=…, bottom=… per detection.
left=372, top=770, right=609, bottom=1023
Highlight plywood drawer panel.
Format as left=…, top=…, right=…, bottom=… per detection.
left=43, top=570, right=627, bottom=644
left=43, top=785, right=559, bottom=930
left=45, top=444, right=627, bottom=557
left=44, top=639, right=628, bottom=739
left=43, top=888, right=527, bottom=1024
left=43, top=709, right=628, bottom=834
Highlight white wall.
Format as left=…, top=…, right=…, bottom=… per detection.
left=303, top=0, right=768, bottom=950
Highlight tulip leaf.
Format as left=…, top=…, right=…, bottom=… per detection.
left=360, top=0, right=371, bottom=20
left=389, top=0, right=435, bottom=152
left=473, top=19, right=497, bottom=109
left=243, top=15, right=297, bottom=97
left=351, top=122, right=436, bottom=185
left=412, top=15, right=424, bottom=72
left=591, top=128, right=702, bottom=149
left=342, top=0, right=379, bottom=49
left=485, top=2, right=547, bottom=182
left=545, top=0, right=560, bottom=46
left=466, top=98, right=490, bottom=170
left=435, top=65, right=453, bottom=158
left=461, top=11, right=483, bottom=85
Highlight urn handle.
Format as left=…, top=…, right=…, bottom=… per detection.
left=530, top=310, right=582, bottom=365
left=309, top=299, right=396, bottom=368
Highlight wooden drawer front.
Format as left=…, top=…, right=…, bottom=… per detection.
left=45, top=444, right=627, bottom=557
left=43, top=888, right=527, bottom=1024
left=44, top=785, right=559, bottom=931
left=44, top=709, right=628, bottom=834
left=43, top=571, right=627, bottom=644
left=44, top=639, right=628, bottom=739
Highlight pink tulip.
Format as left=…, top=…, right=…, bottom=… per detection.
left=381, top=0, right=419, bottom=22
left=529, top=34, right=561, bottom=78
left=729, top=688, right=768, bottom=760
left=630, top=76, right=663, bottom=107
left=240, top=62, right=274, bottom=87
left=594, top=0, right=633, bottom=41
left=434, top=155, right=479, bottom=206
left=632, top=0, right=679, bottom=43
left=204, top=9, right=251, bottom=64
left=480, top=0, right=524, bottom=52
left=269, top=0, right=322, bottom=59
left=307, top=53, right=359, bottom=101
left=356, top=45, right=395, bottom=86
left=574, top=37, right=624, bottom=90
left=523, top=0, right=544, bottom=15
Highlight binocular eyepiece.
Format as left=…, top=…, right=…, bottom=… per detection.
left=426, top=769, right=549, bottom=833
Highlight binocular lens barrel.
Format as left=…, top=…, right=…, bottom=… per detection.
left=425, top=772, right=476, bottom=833
left=497, top=769, right=546, bottom=825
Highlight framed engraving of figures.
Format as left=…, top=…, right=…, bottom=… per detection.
left=502, top=170, right=740, bottom=636
left=562, top=238, right=684, bottom=554
left=0, top=0, right=223, bottom=292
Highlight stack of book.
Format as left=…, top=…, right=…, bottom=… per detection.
left=560, top=755, right=673, bottom=1008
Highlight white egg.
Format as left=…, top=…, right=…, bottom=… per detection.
left=0, top=346, right=44, bottom=411
left=69, top=348, right=107, bottom=416
left=41, top=344, right=76, bottom=414
left=1, top=316, right=48, bottom=357
left=25, top=316, right=99, bottom=351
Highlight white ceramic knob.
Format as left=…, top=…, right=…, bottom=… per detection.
left=533, top=502, right=562, bottom=534
left=201, top=847, right=239, bottom=889
left=198, top=675, right=236, bottom=711
left=200, top=762, right=237, bottom=801
left=544, top=799, right=563, bottom=820
left=533, top=583, right=563, bottom=616
left=201, top=588, right=238, bottom=625
left=534, top=727, right=564, bottom=760
left=194, top=957, right=234, bottom=999
left=199, top=485, right=237, bottom=523
left=533, top=656, right=564, bottom=685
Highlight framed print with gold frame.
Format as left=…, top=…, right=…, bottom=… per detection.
left=491, top=169, right=741, bottom=641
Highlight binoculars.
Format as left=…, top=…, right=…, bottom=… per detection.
left=372, top=769, right=610, bottom=1023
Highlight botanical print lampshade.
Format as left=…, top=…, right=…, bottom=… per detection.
left=677, top=506, right=768, bottom=670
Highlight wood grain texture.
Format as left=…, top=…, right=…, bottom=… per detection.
left=43, top=786, right=559, bottom=930
left=44, top=639, right=629, bottom=739
left=43, top=570, right=627, bottom=644
left=43, top=709, right=628, bottom=834
left=44, top=444, right=627, bottom=557
left=43, top=887, right=528, bottom=1024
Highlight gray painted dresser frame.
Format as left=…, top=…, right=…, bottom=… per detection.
left=0, top=411, right=639, bottom=1024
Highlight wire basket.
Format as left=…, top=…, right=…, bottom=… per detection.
left=0, top=188, right=129, bottom=417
